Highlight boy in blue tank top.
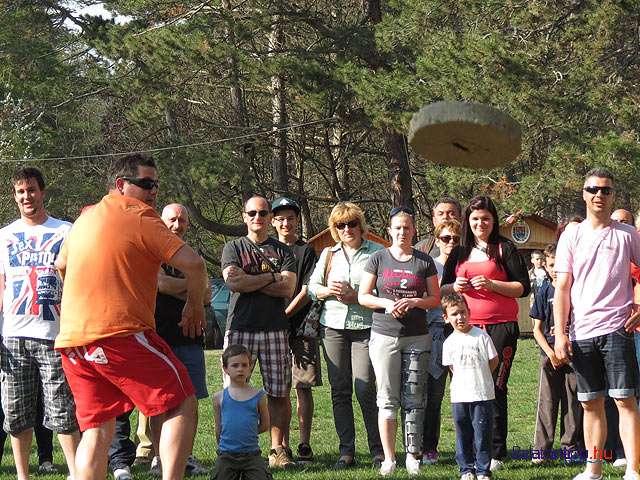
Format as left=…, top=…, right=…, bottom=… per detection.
left=212, top=344, right=272, bottom=480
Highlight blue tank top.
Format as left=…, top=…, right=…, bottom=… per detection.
left=218, top=388, right=265, bottom=453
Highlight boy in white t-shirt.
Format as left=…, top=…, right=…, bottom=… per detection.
left=442, top=293, right=499, bottom=480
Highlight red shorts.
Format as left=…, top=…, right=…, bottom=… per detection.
left=60, top=331, right=195, bottom=431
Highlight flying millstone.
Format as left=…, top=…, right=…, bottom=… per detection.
left=408, top=101, right=522, bottom=169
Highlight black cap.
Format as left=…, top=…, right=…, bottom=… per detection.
left=271, top=197, right=300, bottom=215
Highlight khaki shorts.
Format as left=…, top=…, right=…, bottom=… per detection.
left=290, top=334, right=323, bottom=389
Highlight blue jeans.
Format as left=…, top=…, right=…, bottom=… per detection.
left=572, top=327, right=640, bottom=401
left=452, top=400, right=493, bottom=477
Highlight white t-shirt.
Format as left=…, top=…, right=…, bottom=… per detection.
left=0, top=217, right=71, bottom=339
left=555, top=221, right=640, bottom=341
left=442, top=326, right=498, bottom=403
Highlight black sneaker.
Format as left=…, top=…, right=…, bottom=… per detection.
left=297, top=443, right=314, bottom=463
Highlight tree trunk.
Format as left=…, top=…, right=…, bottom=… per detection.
left=383, top=125, right=414, bottom=209
left=222, top=0, right=253, bottom=201
left=270, top=11, right=289, bottom=195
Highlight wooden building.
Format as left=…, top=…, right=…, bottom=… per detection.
left=499, top=214, right=557, bottom=334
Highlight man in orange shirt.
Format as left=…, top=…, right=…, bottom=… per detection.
left=55, top=154, right=208, bottom=480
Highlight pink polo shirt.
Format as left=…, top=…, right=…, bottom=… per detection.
left=555, top=221, right=640, bottom=341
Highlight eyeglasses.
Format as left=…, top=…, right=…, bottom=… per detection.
left=438, top=235, right=460, bottom=244
left=244, top=210, right=269, bottom=217
left=335, top=219, right=359, bottom=230
left=121, top=177, right=159, bottom=190
left=390, top=206, right=415, bottom=217
left=274, top=216, right=297, bottom=223
left=583, top=186, right=614, bottom=195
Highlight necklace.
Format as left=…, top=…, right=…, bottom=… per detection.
left=474, top=243, right=489, bottom=255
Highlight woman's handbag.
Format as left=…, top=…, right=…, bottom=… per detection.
left=297, top=249, right=335, bottom=338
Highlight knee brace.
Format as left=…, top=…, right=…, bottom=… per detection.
left=401, top=351, right=428, bottom=454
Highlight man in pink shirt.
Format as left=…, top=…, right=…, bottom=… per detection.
left=554, top=168, right=640, bottom=480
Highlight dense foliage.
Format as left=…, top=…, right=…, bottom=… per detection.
left=2, top=0, right=639, bottom=270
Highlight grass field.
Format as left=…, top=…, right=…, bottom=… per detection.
left=0, top=338, right=628, bottom=479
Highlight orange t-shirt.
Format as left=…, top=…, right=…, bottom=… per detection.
left=55, top=194, right=185, bottom=348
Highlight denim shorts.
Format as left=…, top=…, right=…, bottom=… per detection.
left=571, top=327, right=639, bottom=402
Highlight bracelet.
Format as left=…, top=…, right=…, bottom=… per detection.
left=488, top=279, right=493, bottom=291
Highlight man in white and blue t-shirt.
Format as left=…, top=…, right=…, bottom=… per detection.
left=0, top=167, right=80, bottom=480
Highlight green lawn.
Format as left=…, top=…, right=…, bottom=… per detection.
left=1, top=338, right=628, bottom=479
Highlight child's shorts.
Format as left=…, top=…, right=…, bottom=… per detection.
left=211, top=451, right=274, bottom=480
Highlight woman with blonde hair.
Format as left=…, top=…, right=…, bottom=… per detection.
left=359, top=206, right=440, bottom=476
left=308, top=202, right=384, bottom=469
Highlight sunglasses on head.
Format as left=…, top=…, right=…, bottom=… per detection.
left=121, top=176, right=159, bottom=190
left=244, top=210, right=269, bottom=218
left=583, top=186, right=614, bottom=195
left=335, top=219, right=359, bottom=230
left=438, top=235, right=460, bottom=244
left=390, top=206, right=415, bottom=217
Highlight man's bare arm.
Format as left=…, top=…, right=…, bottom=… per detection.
left=259, top=271, right=296, bottom=299
left=166, top=245, right=208, bottom=338
left=286, top=285, right=311, bottom=318
left=223, top=265, right=277, bottom=293
left=159, top=260, right=212, bottom=304
left=158, top=266, right=188, bottom=299
left=553, top=271, right=573, bottom=364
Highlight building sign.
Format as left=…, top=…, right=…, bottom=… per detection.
left=511, top=222, right=531, bottom=244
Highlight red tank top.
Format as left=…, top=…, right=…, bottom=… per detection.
left=455, top=258, right=519, bottom=325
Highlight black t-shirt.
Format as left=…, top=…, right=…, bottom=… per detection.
left=155, top=264, right=203, bottom=346
left=287, top=239, right=318, bottom=330
left=364, top=249, right=437, bottom=337
left=221, top=236, right=296, bottom=331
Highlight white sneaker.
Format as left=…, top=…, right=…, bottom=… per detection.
left=461, top=473, right=477, bottom=480
left=114, top=467, right=134, bottom=480
left=623, top=471, right=640, bottom=480
left=490, top=459, right=503, bottom=471
left=405, top=455, right=421, bottom=475
left=477, top=476, right=491, bottom=480
left=148, top=456, right=162, bottom=477
left=572, top=471, right=604, bottom=480
left=613, top=458, right=628, bottom=468
left=380, top=459, right=396, bottom=476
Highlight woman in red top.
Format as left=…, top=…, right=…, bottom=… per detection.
left=441, top=195, right=529, bottom=471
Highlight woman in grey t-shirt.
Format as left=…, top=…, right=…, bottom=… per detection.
left=359, top=207, right=440, bottom=476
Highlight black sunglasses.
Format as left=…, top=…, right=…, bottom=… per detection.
left=244, top=209, right=269, bottom=217
left=390, top=206, right=415, bottom=217
left=121, top=176, right=159, bottom=190
left=583, top=186, right=614, bottom=195
left=438, top=235, right=460, bottom=244
left=335, top=219, right=359, bottom=230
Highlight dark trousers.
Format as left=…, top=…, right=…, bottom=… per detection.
left=423, top=370, right=448, bottom=452
left=483, top=322, right=518, bottom=459
left=533, top=355, right=583, bottom=451
left=452, top=401, right=493, bottom=476
left=109, top=409, right=136, bottom=471
left=35, top=386, right=54, bottom=465
left=320, top=326, right=382, bottom=458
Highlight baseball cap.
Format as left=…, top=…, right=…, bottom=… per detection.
left=271, top=197, right=300, bottom=215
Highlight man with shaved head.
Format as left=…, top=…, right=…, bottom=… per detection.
left=140, top=203, right=211, bottom=477
left=612, top=209, right=634, bottom=226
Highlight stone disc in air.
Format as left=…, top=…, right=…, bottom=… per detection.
left=408, top=101, right=521, bottom=169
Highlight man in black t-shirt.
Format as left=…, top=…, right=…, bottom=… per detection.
left=136, top=203, right=211, bottom=476
left=271, top=197, right=321, bottom=463
left=221, top=195, right=297, bottom=469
